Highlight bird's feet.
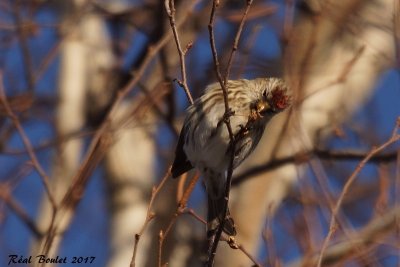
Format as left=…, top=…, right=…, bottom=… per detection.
left=223, top=108, right=235, bottom=123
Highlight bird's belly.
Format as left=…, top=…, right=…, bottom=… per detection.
left=186, top=131, right=229, bottom=171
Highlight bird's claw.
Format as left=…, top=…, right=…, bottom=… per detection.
left=223, top=108, right=235, bottom=123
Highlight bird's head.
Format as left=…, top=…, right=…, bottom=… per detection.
left=253, top=78, right=291, bottom=117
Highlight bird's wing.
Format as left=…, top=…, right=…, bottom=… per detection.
left=171, top=125, right=193, bottom=178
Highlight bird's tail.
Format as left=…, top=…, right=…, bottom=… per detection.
left=207, top=194, right=237, bottom=241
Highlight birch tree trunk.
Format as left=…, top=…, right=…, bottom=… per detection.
left=31, top=0, right=88, bottom=257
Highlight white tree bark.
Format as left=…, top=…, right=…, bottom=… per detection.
left=105, top=101, right=156, bottom=267
left=216, top=0, right=396, bottom=266
left=30, top=0, right=116, bottom=259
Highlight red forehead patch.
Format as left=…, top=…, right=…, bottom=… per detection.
left=271, top=88, right=290, bottom=110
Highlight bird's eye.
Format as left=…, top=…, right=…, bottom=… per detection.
left=262, top=90, right=268, bottom=99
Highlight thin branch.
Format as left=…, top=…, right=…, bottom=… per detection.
left=40, top=1, right=199, bottom=255
left=0, top=73, right=56, bottom=208
left=11, top=0, right=35, bottom=92
left=263, top=204, right=280, bottom=267
left=233, top=242, right=262, bottom=267
left=130, top=167, right=171, bottom=267
left=33, top=39, right=62, bottom=84
left=207, top=0, right=236, bottom=264
left=223, top=0, right=253, bottom=84
left=176, top=172, right=187, bottom=203
left=157, top=172, right=199, bottom=266
left=233, top=24, right=262, bottom=78
left=165, top=0, right=194, bottom=105
left=0, top=183, right=43, bottom=238
left=185, top=209, right=262, bottom=267
left=178, top=172, right=200, bottom=208
left=206, top=1, right=264, bottom=264
left=393, top=0, right=400, bottom=68
left=289, top=207, right=400, bottom=267
left=233, top=149, right=399, bottom=186
left=317, top=121, right=400, bottom=267
left=137, top=82, right=179, bottom=138
left=282, top=0, right=295, bottom=43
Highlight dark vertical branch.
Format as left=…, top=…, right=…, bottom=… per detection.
left=11, top=0, right=35, bottom=92
left=207, top=0, right=253, bottom=265
left=207, top=1, right=235, bottom=265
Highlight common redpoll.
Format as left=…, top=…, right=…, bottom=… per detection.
left=171, top=78, right=290, bottom=238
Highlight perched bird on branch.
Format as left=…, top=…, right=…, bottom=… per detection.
left=171, top=78, right=290, bottom=240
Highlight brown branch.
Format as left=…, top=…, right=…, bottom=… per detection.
left=1, top=129, right=94, bottom=155
left=282, top=0, right=295, bottom=43
left=157, top=172, right=199, bottom=266
left=2, top=80, right=177, bottom=156
left=263, top=205, right=280, bottom=267
left=165, top=0, right=194, bottom=105
left=395, top=0, right=400, bottom=68
left=233, top=242, right=262, bottom=267
left=223, top=0, right=254, bottom=84
left=178, top=172, right=200, bottom=208
left=39, top=133, right=111, bottom=262
left=39, top=2, right=199, bottom=255
left=208, top=1, right=233, bottom=121
left=0, top=73, right=56, bottom=208
left=0, top=183, right=42, bottom=238
left=176, top=172, right=187, bottom=203
left=206, top=1, right=262, bottom=264
left=33, top=39, right=62, bottom=84
left=137, top=82, right=179, bottom=138
left=317, top=120, right=400, bottom=267
left=289, top=207, right=400, bottom=267
left=207, top=0, right=236, bottom=264
left=11, top=0, right=35, bottom=92
left=184, top=209, right=262, bottom=267
left=130, top=167, right=171, bottom=267
left=233, top=149, right=399, bottom=186
left=233, top=24, right=262, bottom=78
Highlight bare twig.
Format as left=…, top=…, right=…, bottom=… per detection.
left=137, top=82, right=180, bottom=138
left=282, top=0, right=295, bottom=43
left=233, top=149, right=399, bottom=186
left=235, top=242, right=262, bottom=267
left=207, top=0, right=236, bottom=264
left=40, top=1, right=199, bottom=255
left=165, top=0, right=194, bottom=105
left=393, top=0, right=400, bottom=67
left=33, top=40, right=62, bottom=84
left=263, top=204, right=280, bottom=267
left=0, top=183, right=42, bottom=238
left=0, top=73, right=56, bottom=208
left=130, top=167, right=171, bottom=267
left=290, top=207, right=400, bottom=267
left=223, top=0, right=254, bottom=84
left=157, top=172, right=199, bottom=266
left=11, top=0, right=35, bottom=92
left=317, top=120, right=400, bottom=267
left=206, top=0, right=255, bottom=264
left=178, top=172, right=200, bottom=208
left=233, top=24, right=262, bottom=78
left=185, top=209, right=262, bottom=267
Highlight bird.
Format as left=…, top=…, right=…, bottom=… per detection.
left=171, top=78, right=290, bottom=239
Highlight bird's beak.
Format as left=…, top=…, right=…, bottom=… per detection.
left=257, top=101, right=274, bottom=116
